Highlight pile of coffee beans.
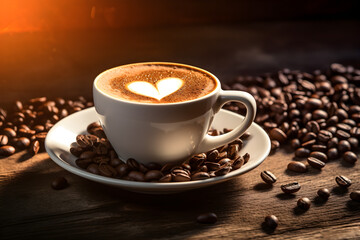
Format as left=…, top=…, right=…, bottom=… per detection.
left=71, top=122, right=250, bottom=182
left=224, top=63, right=359, bottom=169
left=0, top=97, right=93, bottom=157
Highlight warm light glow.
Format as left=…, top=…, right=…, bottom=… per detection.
left=127, top=78, right=184, bottom=100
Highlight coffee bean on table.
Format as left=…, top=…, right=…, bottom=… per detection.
left=335, top=175, right=352, bottom=187
left=0, top=145, right=16, bottom=156
left=348, top=137, right=359, bottom=149
left=317, top=188, right=330, bottom=200
left=327, top=148, right=339, bottom=160
left=269, top=128, right=287, bottom=143
left=264, top=215, right=278, bottom=229
left=343, top=151, right=358, bottom=164
left=350, top=191, right=360, bottom=202
left=309, top=151, right=328, bottom=163
left=307, top=157, right=325, bottom=169
left=281, top=182, right=301, bottom=194
left=291, top=139, right=301, bottom=149
left=287, top=161, right=307, bottom=173
left=51, top=177, right=68, bottom=190
left=338, top=140, right=351, bottom=153
left=3, top=128, right=16, bottom=138
left=30, top=140, right=40, bottom=155
left=295, top=147, right=310, bottom=158
left=196, top=212, right=217, bottom=224
left=297, top=197, right=311, bottom=210
left=260, top=171, right=277, bottom=184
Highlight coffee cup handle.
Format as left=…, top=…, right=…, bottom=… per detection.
left=196, top=90, right=256, bottom=153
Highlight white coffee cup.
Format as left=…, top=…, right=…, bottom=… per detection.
left=93, top=62, right=256, bottom=165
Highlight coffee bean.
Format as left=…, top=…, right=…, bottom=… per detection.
left=207, top=149, right=219, bottom=162
left=218, top=158, right=231, bottom=166
left=126, top=158, right=140, bottom=170
left=70, top=146, right=83, bottom=157
left=0, top=145, right=15, bottom=156
left=128, top=171, right=145, bottom=182
left=336, top=130, right=351, bottom=140
left=87, top=163, right=100, bottom=175
left=291, top=139, right=301, bottom=149
left=116, top=164, right=130, bottom=177
left=264, top=215, right=278, bottom=229
left=313, top=109, right=328, bottom=120
left=191, top=172, right=210, bottom=181
left=30, top=140, right=40, bottom=155
left=14, top=137, right=30, bottom=149
left=327, top=148, right=339, bottom=159
left=214, top=166, right=231, bottom=176
left=335, top=175, right=352, bottom=187
left=2, top=128, right=16, bottom=138
left=307, top=157, right=325, bottom=169
left=295, top=147, right=310, bottom=158
left=309, top=151, right=328, bottom=162
left=228, top=144, right=239, bottom=159
left=147, top=162, right=162, bottom=170
left=350, top=191, right=360, bottom=202
left=0, top=135, right=8, bottom=146
left=232, top=156, right=244, bottom=170
left=109, top=158, right=122, bottom=167
left=144, top=170, right=163, bottom=181
left=158, top=174, right=172, bottom=182
left=311, top=144, right=327, bottom=153
left=51, top=177, right=68, bottom=190
left=205, top=162, right=220, bottom=171
left=79, top=151, right=96, bottom=159
left=243, top=153, right=250, bottom=163
left=173, top=172, right=191, bottom=182
left=327, top=137, right=339, bottom=148
left=99, top=164, right=117, bottom=177
left=271, top=140, right=280, bottom=151
left=269, top=128, right=287, bottom=143
left=317, top=188, right=330, bottom=200
left=281, top=182, right=301, bottom=194
left=287, top=161, right=307, bottom=173
left=348, top=137, right=359, bottom=149
left=76, top=158, right=92, bottom=169
left=350, top=127, right=360, bottom=137
left=338, top=140, right=351, bottom=152
left=297, top=197, right=311, bottom=210
left=343, top=151, right=357, bottom=164
left=260, top=171, right=277, bottom=184
left=197, top=212, right=217, bottom=224
left=318, top=130, right=333, bottom=142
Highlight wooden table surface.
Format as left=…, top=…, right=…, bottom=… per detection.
left=1, top=21, right=360, bottom=239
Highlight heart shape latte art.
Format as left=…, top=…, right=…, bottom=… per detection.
left=127, top=78, right=184, bottom=100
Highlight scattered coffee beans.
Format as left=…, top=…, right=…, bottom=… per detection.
left=297, top=197, right=311, bottom=210
left=350, top=191, right=360, bottom=202
left=196, top=212, right=217, bottom=224
left=287, top=161, right=307, bottom=173
left=260, top=170, right=277, bottom=184
left=51, top=177, right=68, bottom=190
left=317, top=188, right=330, bottom=200
left=70, top=124, right=250, bottom=183
left=264, top=215, right=278, bottom=229
left=343, top=151, right=358, bottom=164
left=307, top=157, right=325, bottom=169
left=335, top=175, right=352, bottom=188
left=281, top=182, right=301, bottom=194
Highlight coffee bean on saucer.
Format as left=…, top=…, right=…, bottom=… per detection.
left=196, top=212, right=217, bottom=224
left=98, top=164, right=117, bottom=177
left=144, top=170, right=163, bottom=181
left=0, top=145, right=16, bottom=156
left=264, top=215, right=278, bottom=229
left=87, top=164, right=100, bottom=175
left=307, top=157, right=325, bottom=169
left=281, top=182, right=301, bottom=194
left=343, top=151, right=357, bottom=164
left=232, top=156, right=244, bottom=170
left=207, top=149, right=219, bottom=162
left=116, top=164, right=130, bottom=177
left=191, top=172, right=210, bottom=181
left=128, top=171, right=145, bottom=182
left=158, top=173, right=172, bottom=182
left=297, top=197, right=311, bottom=210
left=260, top=171, right=277, bottom=184
left=51, top=177, right=68, bottom=190
left=317, top=188, right=330, bottom=200
left=126, top=158, right=140, bottom=170
left=173, top=172, right=191, bottom=182
left=214, top=166, right=231, bottom=176
left=350, top=191, right=360, bottom=202
left=287, top=161, right=307, bottom=173
left=243, top=153, right=250, bottom=163
left=335, top=175, right=352, bottom=187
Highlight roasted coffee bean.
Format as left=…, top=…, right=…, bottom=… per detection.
left=295, top=147, right=310, bottom=158
left=99, top=164, right=117, bottom=177
left=327, top=148, right=339, bottom=159
left=17, top=128, right=36, bottom=138
left=302, top=132, right=317, bottom=142
left=127, top=171, right=145, bottom=181
left=14, top=137, right=30, bottom=149
left=207, top=149, right=219, bottom=162
left=338, top=140, right=351, bottom=153
left=337, top=123, right=352, bottom=132
left=30, top=140, right=40, bottom=155
left=0, top=135, right=8, bottom=146
left=264, top=215, right=278, bottom=229
left=214, top=166, right=231, bottom=176
left=0, top=145, right=16, bottom=156
left=309, top=151, right=328, bottom=163
left=228, top=144, right=239, bottom=159
left=336, top=130, right=351, bottom=140
left=306, top=121, right=320, bottom=134
left=76, top=134, right=93, bottom=148
left=260, top=171, right=277, bottom=184
left=79, top=151, right=96, bottom=159
left=109, top=158, right=122, bottom=167
left=158, top=174, right=172, bottom=182
left=327, top=137, right=339, bottom=148
left=33, top=125, right=45, bottom=133
left=271, top=140, right=280, bottom=151
left=76, top=158, right=93, bottom=169
left=197, top=212, right=217, bottom=224
left=173, top=172, right=191, bottom=182
left=335, top=175, right=352, bottom=187
left=350, top=191, right=360, bottom=202
left=116, top=164, right=130, bottom=177
left=313, top=109, right=328, bottom=120
left=350, top=127, right=360, bottom=137
left=311, top=144, right=327, bottom=153
left=232, top=156, right=244, bottom=170
left=70, top=146, right=83, bottom=157
left=241, top=131, right=251, bottom=139
left=297, top=197, right=311, bottom=210
left=287, top=161, right=307, bottom=173
left=87, top=164, right=100, bottom=174
left=348, top=137, right=359, bottom=149
left=318, top=130, right=333, bottom=142
left=307, top=157, right=325, bottom=169
left=291, top=139, right=301, bottom=149
left=147, top=162, right=162, bottom=170
left=218, top=158, right=231, bottom=166
left=343, top=151, right=358, bottom=164
left=317, top=188, right=330, bottom=200
left=87, top=122, right=101, bottom=133
left=205, top=162, right=220, bottom=171
left=269, top=128, right=287, bottom=143
left=35, top=132, right=47, bottom=142
left=126, top=158, right=140, bottom=170
left=51, top=177, right=68, bottom=190
left=243, top=153, right=250, bottom=163
left=301, top=139, right=316, bottom=148
left=144, top=170, right=163, bottom=181
left=2, top=128, right=16, bottom=138
left=191, top=172, right=210, bottom=181
left=281, top=182, right=301, bottom=194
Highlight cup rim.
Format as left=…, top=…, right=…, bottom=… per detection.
left=93, top=62, right=221, bottom=106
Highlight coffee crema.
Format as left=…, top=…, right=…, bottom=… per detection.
left=96, top=63, right=217, bottom=103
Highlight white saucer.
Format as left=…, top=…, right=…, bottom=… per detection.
left=45, top=107, right=271, bottom=194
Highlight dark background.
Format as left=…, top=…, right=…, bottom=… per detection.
left=0, top=0, right=360, bottom=106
